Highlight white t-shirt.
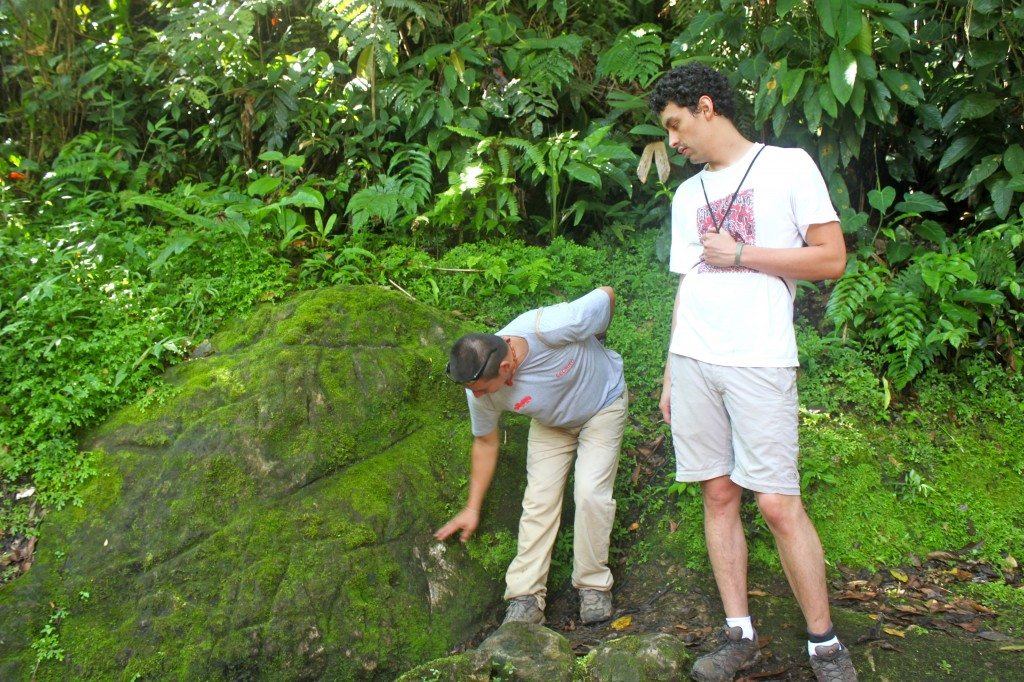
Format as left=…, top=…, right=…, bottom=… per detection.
left=467, top=289, right=626, bottom=436
left=668, top=143, right=838, bottom=367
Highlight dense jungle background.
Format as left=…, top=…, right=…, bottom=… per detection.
left=2, top=0, right=1023, bottom=676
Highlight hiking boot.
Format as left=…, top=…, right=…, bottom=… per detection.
left=810, top=643, right=858, bottom=682
left=502, top=595, right=544, bottom=625
left=579, top=588, right=613, bottom=624
left=690, top=626, right=761, bottom=682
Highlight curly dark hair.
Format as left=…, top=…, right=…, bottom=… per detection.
left=649, top=63, right=737, bottom=122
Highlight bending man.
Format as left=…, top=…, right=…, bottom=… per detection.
left=434, top=287, right=627, bottom=626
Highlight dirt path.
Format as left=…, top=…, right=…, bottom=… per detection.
left=530, top=557, right=1023, bottom=681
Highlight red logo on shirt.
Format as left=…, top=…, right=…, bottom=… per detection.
left=514, top=396, right=532, bottom=411
left=555, top=358, right=576, bottom=378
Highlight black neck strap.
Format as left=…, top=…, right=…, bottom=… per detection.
left=699, top=143, right=766, bottom=238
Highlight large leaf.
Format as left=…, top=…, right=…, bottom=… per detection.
left=804, top=86, right=823, bottom=132
left=149, top=234, right=196, bottom=272
left=815, top=0, right=838, bottom=37
left=913, top=220, right=947, bottom=245
left=953, top=288, right=1005, bottom=307
left=990, top=178, right=1013, bottom=219
left=1005, top=145, right=1024, bottom=176
left=247, top=176, right=282, bottom=196
left=280, top=186, right=325, bottom=210
left=960, top=156, right=1002, bottom=194
left=965, top=40, right=1009, bottom=68
left=828, top=46, right=857, bottom=105
left=776, top=0, right=800, bottom=17
left=894, top=192, right=946, bottom=214
left=836, top=3, right=863, bottom=45
left=849, top=14, right=872, bottom=54
left=819, top=84, right=838, bottom=118
left=879, top=70, right=923, bottom=105
left=957, top=93, right=1002, bottom=121
left=868, top=186, right=896, bottom=213
left=781, top=68, right=806, bottom=105
left=937, top=136, right=979, bottom=172
left=565, top=162, right=602, bottom=188
left=630, top=124, right=668, bottom=137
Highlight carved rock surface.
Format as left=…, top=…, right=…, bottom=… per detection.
left=0, top=286, right=526, bottom=681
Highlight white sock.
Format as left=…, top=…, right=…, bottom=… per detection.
left=808, top=636, right=841, bottom=657
left=725, top=616, right=755, bottom=640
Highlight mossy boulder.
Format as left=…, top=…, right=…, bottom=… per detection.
left=0, top=286, right=527, bottom=681
left=580, top=633, right=691, bottom=681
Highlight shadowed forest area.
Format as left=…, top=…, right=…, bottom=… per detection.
left=1, top=0, right=1023, bottom=678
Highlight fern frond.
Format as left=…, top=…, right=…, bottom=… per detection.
left=965, top=229, right=1017, bottom=287
left=120, top=192, right=221, bottom=232
left=826, top=260, right=886, bottom=328
left=347, top=176, right=416, bottom=230
left=388, top=145, right=433, bottom=209
left=519, top=50, right=575, bottom=91
left=520, top=34, right=585, bottom=56
left=503, top=137, right=547, bottom=176
left=446, top=125, right=486, bottom=141
left=378, top=0, right=443, bottom=26
left=380, top=76, right=430, bottom=121
left=884, top=350, right=926, bottom=390
left=596, top=24, right=666, bottom=87
left=47, top=132, right=131, bottom=186
left=880, top=290, right=927, bottom=362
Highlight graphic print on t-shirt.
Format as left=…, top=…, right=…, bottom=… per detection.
left=697, top=188, right=755, bottom=274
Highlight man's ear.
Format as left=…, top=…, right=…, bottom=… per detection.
left=698, top=95, right=715, bottom=117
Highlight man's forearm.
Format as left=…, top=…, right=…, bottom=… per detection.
left=466, top=431, right=499, bottom=511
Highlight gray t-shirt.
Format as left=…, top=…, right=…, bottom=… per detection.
left=467, top=289, right=626, bottom=436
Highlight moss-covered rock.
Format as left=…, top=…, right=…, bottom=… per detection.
left=0, top=286, right=528, bottom=681
left=476, top=623, right=574, bottom=682
left=579, top=633, right=691, bottom=681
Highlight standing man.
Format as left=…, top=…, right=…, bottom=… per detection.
left=434, top=287, right=628, bottom=626
left=649, top=64, right=857, bottom=682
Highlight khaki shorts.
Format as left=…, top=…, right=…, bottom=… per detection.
left=670, top=355, right=801, bottom=495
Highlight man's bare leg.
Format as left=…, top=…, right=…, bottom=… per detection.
left=703, top=475, right=748, bottom=617
left=755, top=492, right=831, bottom=633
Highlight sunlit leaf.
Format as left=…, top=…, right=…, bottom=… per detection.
left=610, top=615, right=633, bottom=630
left=247, top=176, right=282, bottom=196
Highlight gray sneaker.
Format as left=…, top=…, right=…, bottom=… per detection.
left=579, top=588, right=613, bottom=624
left=690, top=626, right=761, bottom=682
left=502, top=595, right=544, bottom=625
left=810, top=643, right=858, bottom=682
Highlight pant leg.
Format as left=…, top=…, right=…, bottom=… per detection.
left=503, top=418, right=577, bottom=609
left=571, top=389, right=628, bottom=591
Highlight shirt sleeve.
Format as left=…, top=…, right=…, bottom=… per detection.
left=669, top=182, right=702, bottom=275
left=467, top=390, right=501, bottom=436
left=534, top=288, right=612, bottom=346
left=790, top=149, right=839, bottom=238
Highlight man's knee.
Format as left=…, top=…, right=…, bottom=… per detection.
left=702, top=476, right=741, bottom=512
left=755, top=493, right=806, bottom=532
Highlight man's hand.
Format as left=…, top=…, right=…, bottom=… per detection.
left=434, top=507, right=480, bottom=543
left=700, top=229, right=739, bottom=268
left=659, top=383, right=671, bottom=425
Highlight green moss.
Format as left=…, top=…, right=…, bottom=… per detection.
left=0, top=286, right=527, bottom=680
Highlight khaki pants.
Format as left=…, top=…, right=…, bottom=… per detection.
left=503, top=389, right=628, bottom=610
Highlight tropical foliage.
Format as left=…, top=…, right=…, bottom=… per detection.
left=0, top=0, right=1022, bottom=551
